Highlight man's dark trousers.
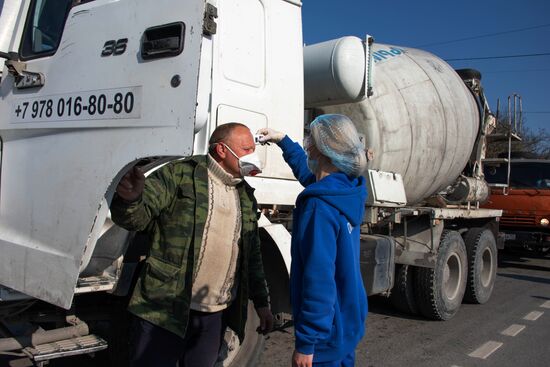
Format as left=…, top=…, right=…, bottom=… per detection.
left=130, top=310, right=225, bottom=367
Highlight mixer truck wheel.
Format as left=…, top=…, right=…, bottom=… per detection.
left=390, top=264, right=419, bottom=315
left=463, top=228, right=497, bottom=304
left=415, top=230, right=467, bottom=320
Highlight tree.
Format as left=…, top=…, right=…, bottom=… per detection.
left=486, top=115, right=550, bottom=159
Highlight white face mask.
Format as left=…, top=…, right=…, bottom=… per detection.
left=304, top=136, right=320, bottom=175
left=222, top=143, right=263, bottom=176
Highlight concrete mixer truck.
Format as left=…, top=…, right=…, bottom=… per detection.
left=0, top=0, right=502, bottom=365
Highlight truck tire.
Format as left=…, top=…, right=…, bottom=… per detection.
left=539, top=246, right=550, bottom=257
left=390, top=264, right=419, bottom=316
left=527, top=244, right=550, bottom=257
left=463, top=228, right=497, bottom=304
left=216, top=302, right=265, bottom=367
left=455, top=68, right=482, bottom=81
left=415, top=230, right=467, bottom=320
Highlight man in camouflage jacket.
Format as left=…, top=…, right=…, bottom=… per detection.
left=111, top=123, right=272, bottom=367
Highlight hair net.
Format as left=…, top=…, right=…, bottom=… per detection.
left=309, top=114, right=367, bottom=177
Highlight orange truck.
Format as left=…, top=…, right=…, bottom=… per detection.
left=483, top=159, right=550, bottom=255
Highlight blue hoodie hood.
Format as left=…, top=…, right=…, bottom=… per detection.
left=297, top=172, right=367, bottom=227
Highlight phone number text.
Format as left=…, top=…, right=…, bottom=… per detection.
left=11, top=87, right=141, bottom=123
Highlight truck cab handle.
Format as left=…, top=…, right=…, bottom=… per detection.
left=141, top=22, right=185, bottom=60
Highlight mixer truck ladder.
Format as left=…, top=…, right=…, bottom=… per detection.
left=483, top=94, right=523, bottom=194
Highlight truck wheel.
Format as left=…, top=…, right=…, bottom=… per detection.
left=455, top=68, right=482, bottom=80
left=390, top=264, right=419, bottom=315
left=539, top=246, right=550, bottom=257
left=415, top=230, right=467, bottom=320
left=463, top=228, right=497, bottom=304
left=216, top=302, right=265, bottom=367
left=527, top=244, right=550, bottom=257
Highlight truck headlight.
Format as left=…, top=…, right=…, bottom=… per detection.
left=541, top=218, right=549, bottom=227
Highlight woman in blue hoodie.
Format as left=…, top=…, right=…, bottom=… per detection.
left=258, top=114, right=368, bottom=367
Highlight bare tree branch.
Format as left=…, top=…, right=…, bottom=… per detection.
left=486, top=115, right=549, bottom=159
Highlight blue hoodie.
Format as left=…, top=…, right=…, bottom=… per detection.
left=278, top=136, right=368, bottom=362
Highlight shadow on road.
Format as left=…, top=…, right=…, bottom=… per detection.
left=499, top=248, right=550, bottom=261
left=498, top=272, right=550, bottom=285
left=366, top=295, right=424, bottom=321
left=498, top=249, right=550, bottom=273
left=498, top=261, right=550, bottom=272
left=531, top=295, right=550, bottom=301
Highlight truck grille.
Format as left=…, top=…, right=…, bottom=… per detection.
left=500, top=215, right=536, bottom=226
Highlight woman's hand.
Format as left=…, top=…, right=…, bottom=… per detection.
left=292, top=350, right=313, bottom=367
left=257, top=128, right=286, bottom=144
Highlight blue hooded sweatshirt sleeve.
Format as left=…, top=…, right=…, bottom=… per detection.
left=277, top=136, right=369, bottom=362
left=278, top=135, right=316, bottom=187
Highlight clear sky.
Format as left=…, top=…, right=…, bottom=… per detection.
left=0, top=0, right=547, bottom=133
left=302, top=0, right=550, bottom=133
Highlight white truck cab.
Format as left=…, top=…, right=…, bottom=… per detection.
left=0, top=1, right=315, bottom=363
left=0, top=0, right=305, bottom=310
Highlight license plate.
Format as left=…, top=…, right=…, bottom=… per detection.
left=504, top=233, right=516, bottom=240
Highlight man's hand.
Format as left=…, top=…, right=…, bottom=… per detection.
left=292, top=350, right=313, bottom=367
left=116, top=166, right=145, bottom=203
left=257, top=128, right=286, bottom=144
left=255, top=306, right=274, bottom=335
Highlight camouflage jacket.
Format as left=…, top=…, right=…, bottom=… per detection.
left=110, top=155, right=269, bottom=341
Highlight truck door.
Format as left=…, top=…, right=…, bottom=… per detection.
left=0, top=0, right=208, bottom=308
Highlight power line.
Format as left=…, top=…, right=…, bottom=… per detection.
left=416, top=23, right=550, bottom=47
left=523, top=111, right=550, bottom=114
left=445, top=52, right=550, bottom=61
left=484, top=68, right=550, bottom=74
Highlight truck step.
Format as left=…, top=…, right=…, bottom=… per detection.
left=486, top=132, right=522, bottom=142
left=482, top=158, right=509, bottom=164
left=488, top=183, right=508, bottom=188
left=75, top=275, right=117, bottom=294
left=23, top=334, right=108, bottom=362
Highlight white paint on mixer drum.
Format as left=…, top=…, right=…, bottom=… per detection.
left=322, top=44, right=479, bottom=204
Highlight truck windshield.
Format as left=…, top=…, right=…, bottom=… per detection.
left=484, top=161, right=550, bottom=189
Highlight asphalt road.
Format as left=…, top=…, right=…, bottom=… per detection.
left=2, top=250, right=547, bottom=367
left=258, top=249, right=550, bottom=367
